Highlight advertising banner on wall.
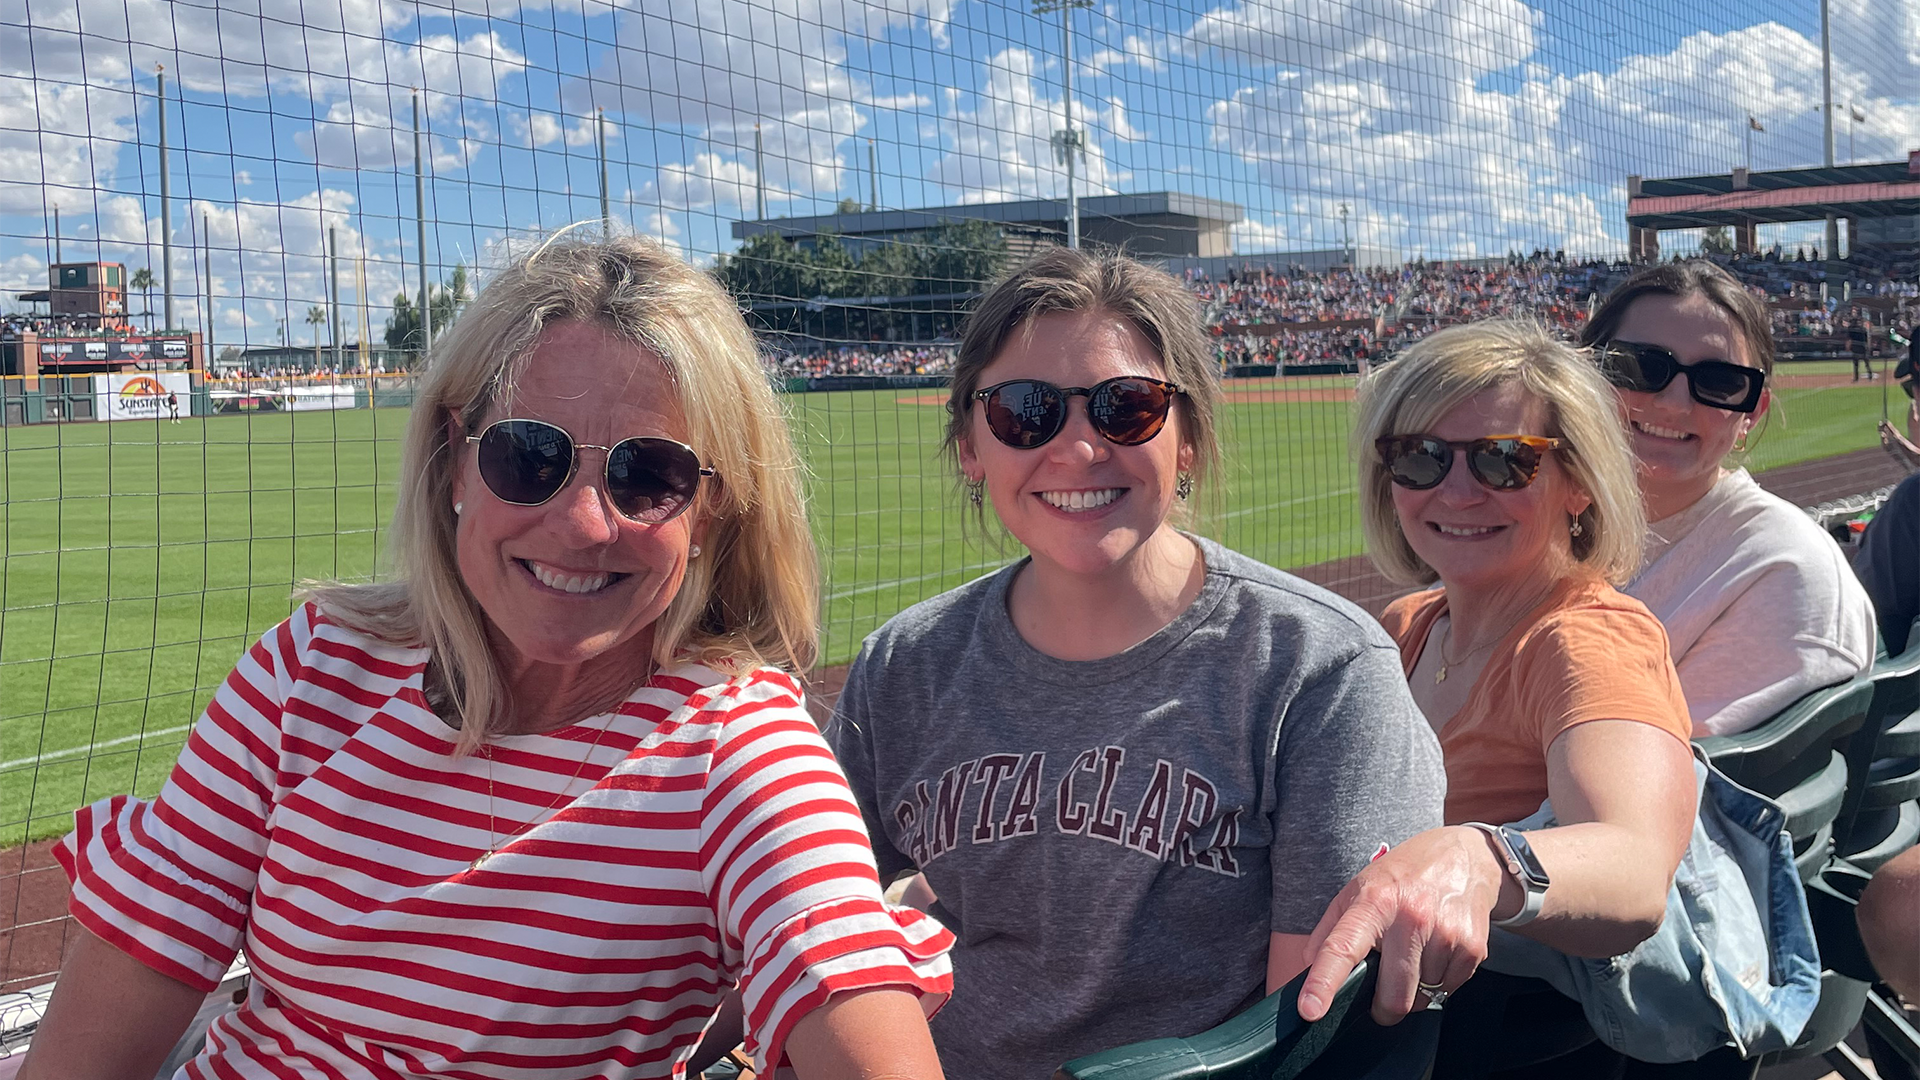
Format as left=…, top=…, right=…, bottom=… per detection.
left=96, top=372, right=192, bottom=421
left=276, top=386, right=357, bottom=411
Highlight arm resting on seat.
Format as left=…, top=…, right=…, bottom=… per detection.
left=17, top=925, right=208, bottom=1080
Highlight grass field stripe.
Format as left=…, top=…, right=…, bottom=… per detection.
left=0, top=724, right=193, bottom=774
left=826, top=563, right=1003, bottom=604
left=1221, top=487, right=1357, bottom=519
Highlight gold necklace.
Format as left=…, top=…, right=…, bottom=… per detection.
left=470, top=710, right=621, bottom=871
left=1434, top=620, right=1498, bottom=684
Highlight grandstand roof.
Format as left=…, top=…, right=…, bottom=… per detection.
left=733, top=191, right=1244, bottom=259
left=1627, top=156, right=1920, bottom=230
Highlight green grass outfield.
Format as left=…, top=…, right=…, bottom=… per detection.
left=0, top=363, right=1904, bottom=844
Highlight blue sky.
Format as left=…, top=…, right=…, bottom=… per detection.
left=1, top=0, right=1915, bottom=346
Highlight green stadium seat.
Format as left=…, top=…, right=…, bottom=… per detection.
left=1697, top=678, right=1875, bottom=883
left=1052, top=956, right=1438, bottom=1080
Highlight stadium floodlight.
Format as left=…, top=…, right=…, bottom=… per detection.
left=1033, top=0, right=1093, bottom=249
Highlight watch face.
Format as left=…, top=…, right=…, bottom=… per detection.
left=1500, top=827, right=1551, bottom=887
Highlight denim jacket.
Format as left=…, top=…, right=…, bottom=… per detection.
left=1479, top=747, right=1821, bottom=1062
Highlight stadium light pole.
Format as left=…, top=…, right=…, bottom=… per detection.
left=1035, top=0, right=1092, bottom=249
left=204, top=212, right=212, bottom=363
left=869, top=137, right=880, bottom=212
left=414, top=89, right=432, bottom=357
left=158, top=65, right=173, bottom=332
left=1820, top=0, right=1838, bottom=260
left=1338, top=203, right=1352, bottom=267
left=329, top=225, right=342, bottom=371
left=754, top=122, right=767, bottom=220
left=597, top=108, right=611, bottom=236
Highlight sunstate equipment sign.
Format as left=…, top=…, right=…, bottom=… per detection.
left=97, top=371, right=191, bottom=421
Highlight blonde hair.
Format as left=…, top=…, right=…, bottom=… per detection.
left=311, top=233, right=817, bottom=748
left=1352, top=318, right=1645, bottom=588
left=945, top=247, right=1223, bottom=522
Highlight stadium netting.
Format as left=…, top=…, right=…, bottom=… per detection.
left=1, top=0, right=1917, bottom=994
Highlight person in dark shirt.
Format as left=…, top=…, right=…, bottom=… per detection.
left=1850, top=318, right=1874, bottom=382
left=1856, top=471, right=1920, bottom=655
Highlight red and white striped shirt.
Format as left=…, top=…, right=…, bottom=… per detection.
left=57, top=604, right=952, bottom=1079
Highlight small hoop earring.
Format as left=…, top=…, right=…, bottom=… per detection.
left=688, top=543, right=702, bottom=559
left=1570, top=518, right=1585, bottom=538
left=1734, top=428, right=1750, bottom=452
left=967, top=479, right=984, bottom=508
left=1175, top=473, right=1194, bottom=501
left=454, top=502, right=464, bottom=516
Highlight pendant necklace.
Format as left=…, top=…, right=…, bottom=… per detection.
left=1434, top=620, right=1497, bottom=684
left=470, top=709, right=621, bottom=872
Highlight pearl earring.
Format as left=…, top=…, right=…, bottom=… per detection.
left=454, top=502, right=464, bottom=516
left=688, top=544, right=703, bottom=559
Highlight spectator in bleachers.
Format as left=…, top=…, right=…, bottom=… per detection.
left=1856, top=467, right=1920, bottom=656
left=21, top=236, right=950, bottom=1080
left=1579, top=261, right=1874, bottom=735
left=1299, top=319, right=1698, bottom=1034
left=828, top=248, right=1445, bottom=1080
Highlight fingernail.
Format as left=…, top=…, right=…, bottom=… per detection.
left=1298, top=993, right=1322, bottom=1018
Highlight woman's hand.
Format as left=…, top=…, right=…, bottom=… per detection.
left=1295, top=826, right=1505, bottom=1026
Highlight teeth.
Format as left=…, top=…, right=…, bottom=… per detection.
left=1039, top=489, right=1122, bottom=512
left=528, top=562, right=614, bottom=594
left=1435, top=524, right=1499, bottom=537
left=1633, top=420, right=1693, bottom=440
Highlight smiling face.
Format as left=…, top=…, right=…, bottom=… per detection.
left=449, top=320, right=702, bottom=676
left=1390, top=382, right=1592, bottom=594
left=1609, top=291, right=1770, bottom=519
left=957, top=308, right=1194, bottom=580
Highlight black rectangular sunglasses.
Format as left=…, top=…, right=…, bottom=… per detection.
left=1597, top=341, right=1766, bottom=414
left=467, top=418, right=713, bottom=524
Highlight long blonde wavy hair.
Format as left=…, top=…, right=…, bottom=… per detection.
left=311, top=233, right=818, bottom=749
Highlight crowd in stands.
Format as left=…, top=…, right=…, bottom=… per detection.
left=767, top=250, right=1916, bottom=380
left=2, top=314, right=139, bottom=337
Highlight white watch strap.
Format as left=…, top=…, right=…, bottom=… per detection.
left=1464, top=822, right=1546, bottom=928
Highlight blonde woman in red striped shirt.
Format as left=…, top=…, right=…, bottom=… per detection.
left=23, top=235, right=952, bottom=1080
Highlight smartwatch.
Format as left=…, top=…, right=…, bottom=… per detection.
left=1463, top=822, right=1550, bottom=928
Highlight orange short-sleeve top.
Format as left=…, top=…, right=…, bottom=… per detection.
left=1379, top=575, right=1692, bottom=826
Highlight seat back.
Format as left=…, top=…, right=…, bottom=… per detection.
left=1838, top=620, right=1920, bottom=862
left=1697, top=679, right=1874, bottom=796
left=1053, top=958, right=1432, bottom=1080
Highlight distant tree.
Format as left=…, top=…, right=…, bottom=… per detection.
left=836, top=197, right=864, bottom=215
left=912, top=220, right=1009, bottom=294
left=804, top=235, right=858, bottom=299
left=1699, top=226, right=1736, bottom=256
left=382, top=267, right=470, bottom=361
left=713, top=233, right=812, bottom=302
left=129, top=267, right=155, bottom=330
left=306, top=305, right=328, bottom=368
left=385, top=292, right=422, bottom=354
left=431, top=264, right=471, bottom=333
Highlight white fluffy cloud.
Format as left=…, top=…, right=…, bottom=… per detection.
left=574, top=0, right=955, bottom=215
left=925, top=48, right=1127, bottom=203
left=1193, top=0, right=1920, bottom=258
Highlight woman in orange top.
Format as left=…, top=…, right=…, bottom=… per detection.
left=1295, top=319, right=1699, bottom=1031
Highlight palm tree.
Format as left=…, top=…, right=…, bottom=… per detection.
left=306, top=305, right=327, bottom=370
left=129, top=267, right=154, bottom=331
